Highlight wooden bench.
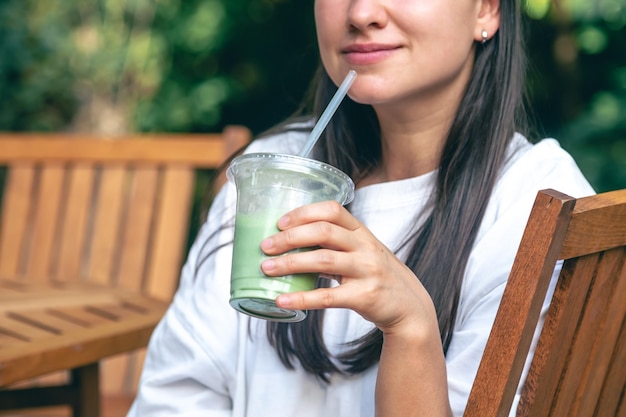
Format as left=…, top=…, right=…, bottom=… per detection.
left=0, top=127, right=251, bottom=416
left=465, top=188, right=626, bottom=416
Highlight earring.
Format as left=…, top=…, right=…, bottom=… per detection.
left=481, top=29, right=488, bottom=44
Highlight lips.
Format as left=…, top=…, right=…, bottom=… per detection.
left=341, top=43, right=401, bottom=65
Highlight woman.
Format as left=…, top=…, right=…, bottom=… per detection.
left=128, top=0, right=594, bottom=415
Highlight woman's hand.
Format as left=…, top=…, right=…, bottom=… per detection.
left=259, top=200, right=436, bottom=335
left=261, top=200, right=452, bottom=416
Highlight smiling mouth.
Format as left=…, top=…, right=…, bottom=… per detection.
left=342, top=44, right=400, bottom=54
left=342, top=44, right=401, bottom=65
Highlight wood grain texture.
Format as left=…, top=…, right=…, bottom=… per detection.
left=465, top=188, right=626, bottom=417
left=0, top=127, right=252, bottom=412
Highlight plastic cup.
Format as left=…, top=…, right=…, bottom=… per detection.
left=227, top=153, right=355, bottom=322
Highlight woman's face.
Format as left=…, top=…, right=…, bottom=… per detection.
left=314, top=0, right=500, bottom=108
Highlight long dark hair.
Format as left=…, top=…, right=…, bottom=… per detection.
left=266, top=0, right=529, bottom=381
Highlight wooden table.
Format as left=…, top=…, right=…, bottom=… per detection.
left=0, top=278, right=168, bottom=414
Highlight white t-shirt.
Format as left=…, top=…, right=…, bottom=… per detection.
left=128, top=130, right=594, bottom=417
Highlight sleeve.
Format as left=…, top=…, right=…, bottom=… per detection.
left=127, top=130, right=310, bottom=416
left=127, top=182, right=242, bottom=417
left=445, top=139, right=596, bottom=416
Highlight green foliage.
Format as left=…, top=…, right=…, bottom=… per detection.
left=0, top=1, right=77, bottom=130
left=524, top=0, right=626, bottom=192
left=131, top=0, right=318, bottom=133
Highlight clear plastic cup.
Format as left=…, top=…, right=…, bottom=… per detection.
left=227, top=153, right=355, bottom=322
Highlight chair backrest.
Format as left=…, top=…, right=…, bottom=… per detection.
left=0, top=126, right=251, bottom=300
left=464, top=188, right=626, bottom=417
left=0, top=127, right=251, bottom=396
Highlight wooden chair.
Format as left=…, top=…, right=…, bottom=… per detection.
left=464, top=188, right=626, bottom=416
left=0, top=126, right=251, bottom=416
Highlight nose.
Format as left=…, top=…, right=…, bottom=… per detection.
left=347, top=0, right=388, bottom=32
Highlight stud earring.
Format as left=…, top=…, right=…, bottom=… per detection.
left=481, top=29, right=488, bottom=44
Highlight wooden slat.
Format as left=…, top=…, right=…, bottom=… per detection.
left=54, top=165, right=94, bottom=281
left=115, top=167, right=158, bottom=290
left=595, top=320, right=626, bottom=416
left=24, top=165, right=65, bottom=281
left=7, top=309, right=89, bottom=333
left=517, top=255, right=599, bottom=416
left=0, top=314, right=59, bottom=341
left=0, top=279, right=28, bottom=295
left=561, top=189, right=626, bottom=259
left=104, top=166, right=158, bottom=394
left=0, top=280, right=103, bottom=301
left=128, top=349, right=147, bottom=395
left=101, top=352, right=137, bottom=395
left=0, top=310, right=165, bottom=386
left=0, top=166, right=35, bottom=278
left=85, top=167, right=126, bottom=286
left=47, top=306, right=115, bottom=327
left=118, top=294, right=170, bottom=312
left=102, top=354, right=134, bottom=394
left=0, top=291, right=118, bottom=314
left=85, top=303, right=142, bottom=321
left=0, top=134, right=232, bottom=167
left=145, top=167, right=195, bottom=300
left=572, top=249, right=626, bottom=416
left=550, top=249, right=624, bottom=416
left=0, top=332, right=29, bottom=349
left=464, top=190, right=576, bottom=417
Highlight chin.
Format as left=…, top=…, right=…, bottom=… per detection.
left=340, top=77, right=394, bottom=106
left=346, top=91, right=391, bottom=106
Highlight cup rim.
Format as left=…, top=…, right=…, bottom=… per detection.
left=227, top=152, right=355, bottom=204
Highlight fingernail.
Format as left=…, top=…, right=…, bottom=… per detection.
left=260, top=238, right=273, bottom=250
left=261, top=259, right=276, bottom=271
left=277, top=215, right=289, bottom=229
left=276, top=294, right=292, bottom=308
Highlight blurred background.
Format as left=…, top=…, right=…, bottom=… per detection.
left=1, top=0, right=624, bottom=193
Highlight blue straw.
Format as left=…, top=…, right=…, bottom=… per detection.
left=298, top=70, right=357, bottom=157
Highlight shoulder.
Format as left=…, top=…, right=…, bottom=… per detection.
left=456, top=133, right=594, bottom=321
left=494, top=133, right=595, bottom=207
left=476, top=133, right=594, bottom=254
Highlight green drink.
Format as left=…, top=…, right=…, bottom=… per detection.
left=230, top=212, right=318, bottom=320
left=227, top=153, right=354, bottom=322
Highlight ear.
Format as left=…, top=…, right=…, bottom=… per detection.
left=474, top=0, right=501, bottom=43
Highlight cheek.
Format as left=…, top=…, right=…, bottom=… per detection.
left=315, top=24, right=333, bottom=71
left=314, top=3, right=343, bottom=76
left=314, top=1, right=337, bottom=30
left=401, top=2, right=477, bottom=38
left=314, top=3, right=339, bottom=46
left=406, top=9, right=477, bottom=62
